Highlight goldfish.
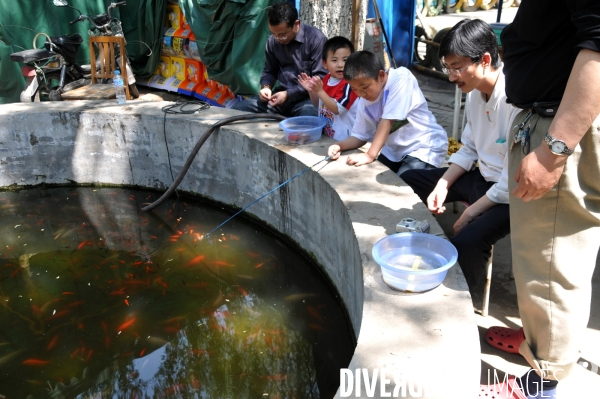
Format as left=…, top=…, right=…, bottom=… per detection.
left=284, top=293, right=317, bottom=302
left=47, top=335, right=59, bottom=350
left=22, top=359, right=51, bottom=366
left=139, top=348, right=146, bottom=356
left=46, top=309, right=70, bottom=321
left=110, top=287, right=127, bottom=296
left=124, top=299, right=130, bottom=306
left=117, top=317, right=136, bottom=332
left=0, top=349, right=24, bottom=366
left=247, top=251, right=260, bottom=258
left=307, top=323, right=327, bottom=332
left=185, top=255, right=205, bottom=267
left=306, top=305, right=325, bottom=322
left=147, top=336, right=168, bottom=347
left=255, top=262, right=264, bottom=269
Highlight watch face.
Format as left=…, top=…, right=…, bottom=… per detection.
left=552, top=141, right=566, bottom=154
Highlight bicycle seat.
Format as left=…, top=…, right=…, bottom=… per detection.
left=10, top=49, right=53, bottom=63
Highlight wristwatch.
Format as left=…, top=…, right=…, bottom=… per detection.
left=544, top=133, right=573, bottom=156
left=260, top=84, right=271, bottom=90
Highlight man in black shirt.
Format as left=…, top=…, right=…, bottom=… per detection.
left=233, top=2, right=327, bottom=117
left=482, top=1, right=600, bottom=398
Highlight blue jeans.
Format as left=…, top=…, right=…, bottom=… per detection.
left=378, top=153, right=436, bottom=176
left=232, top=95, right=317, bottom=117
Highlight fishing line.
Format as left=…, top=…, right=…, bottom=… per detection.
left=202, top=155, right=332, bottom=241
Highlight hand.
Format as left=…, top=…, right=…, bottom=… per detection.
left=513, top=144, right=566, bottom=202
left=298, top=73, right=314, bottom=92
left=426, top=185, right=448, bottom=214
left=328, top=144, right=341, bottom=160
left=269, top=91, right=288, bottom=107
left=453, top=208, right=474, bottom=235
left=346, top=152, right=375, bottom=167
left=259, top=87, right=272, bottom=103
left=310, top=76, right=324, bottom=93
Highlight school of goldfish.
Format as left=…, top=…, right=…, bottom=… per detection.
left=0, top=188, right=354, bottom=398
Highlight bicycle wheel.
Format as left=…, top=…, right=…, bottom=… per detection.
left=444, top=0, right=464, bottom=14
left=479, top=0, right=498, bottom=10
left=462, top=0, right=482, bottom=12
left=425, top=27, right=451, bottom=71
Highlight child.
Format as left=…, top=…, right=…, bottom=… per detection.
left=328, top=51, right=448, bottom=176
left=298, top=36, right=358, bottom=141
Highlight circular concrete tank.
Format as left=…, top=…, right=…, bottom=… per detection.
left=0, top=101, right=480, bottom=398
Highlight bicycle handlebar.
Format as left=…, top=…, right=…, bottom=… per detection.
left=70, top=16, right=81, bottom=25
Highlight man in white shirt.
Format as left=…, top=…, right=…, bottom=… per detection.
left=401, top=19, right=520, bottom=289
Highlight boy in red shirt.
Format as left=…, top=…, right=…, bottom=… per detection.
left=298, top=36, right=358, bottom=140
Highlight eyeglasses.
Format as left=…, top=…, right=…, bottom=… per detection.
left=271, top=32, right=289, bottom=41
left=442, top=60, right=478, bottom=75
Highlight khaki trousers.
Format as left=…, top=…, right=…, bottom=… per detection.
left=508, top=110, right=600, bottom=380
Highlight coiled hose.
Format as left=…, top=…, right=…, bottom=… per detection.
left=142, top=113, right=286, bottom=212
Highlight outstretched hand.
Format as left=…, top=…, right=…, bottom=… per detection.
left=310, top=75, right=324, bottom=93
left=298, top=73, right=314, bottom=92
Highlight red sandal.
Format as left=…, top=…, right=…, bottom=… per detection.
left=479, top=375, right=527, bottom=398
left=485, top=326, right=525, bottom=355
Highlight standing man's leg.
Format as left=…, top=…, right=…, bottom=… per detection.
left=509, top=112, right=600, bottom=381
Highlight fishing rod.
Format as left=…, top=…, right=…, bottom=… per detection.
left=202, top=155, right=332, bottom=241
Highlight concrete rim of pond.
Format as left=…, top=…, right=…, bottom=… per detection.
left=0, top=101, right=480, bottom=398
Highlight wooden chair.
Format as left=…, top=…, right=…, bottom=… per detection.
left=61, top=36, right=129, bottom=100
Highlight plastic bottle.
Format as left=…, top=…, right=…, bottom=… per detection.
left=113, top=70, right=126, bottom=105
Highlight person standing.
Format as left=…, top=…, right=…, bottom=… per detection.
left=233, top=1, right=327, bottom=117
left=482, top=1, right=600, bottom=398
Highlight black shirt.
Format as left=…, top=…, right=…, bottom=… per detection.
left=502, top=0, right=600, bottom=108
left=260, top=23, right=327, bottom=103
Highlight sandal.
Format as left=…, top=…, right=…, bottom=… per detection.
left=485, top=326, right=525, bottom=355
left=479, top=375, right=527, bottom=398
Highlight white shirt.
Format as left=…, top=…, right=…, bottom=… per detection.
left=351, top=67, right=448, bottom=167
left=448, top=67, right=521, bottom=204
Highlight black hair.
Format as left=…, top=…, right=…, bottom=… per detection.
left=267, top=1, right=298, bottom=27
left=439, top=19, right=501, bottom=69
left=322, top=36, right=355, bottom=61
left=343, top=51, right=383, bottom=81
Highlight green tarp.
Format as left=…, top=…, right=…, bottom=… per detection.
left=0, top=0, right=166, bottom=103
left=0, top=0, right=272, bottom=102
left=179, top=0, right=276, bottom=95
left=0, top=25, right=25, bottom=104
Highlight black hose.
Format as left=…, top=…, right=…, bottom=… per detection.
left=142, top=113, right=286, bottom=212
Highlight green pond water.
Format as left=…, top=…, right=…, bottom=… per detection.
left=0, top=187, right=355, bottom=398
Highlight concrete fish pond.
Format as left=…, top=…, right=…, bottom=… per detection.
left=0, top=101, right=480, bottom=398
left=0, top=187, right=354, bottom=397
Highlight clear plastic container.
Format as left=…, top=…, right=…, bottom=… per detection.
left=114, top=70, right=126, bottom=105
left=279, top=116, right=326, bottom=144
left=372, top=232, right=458, bottom=292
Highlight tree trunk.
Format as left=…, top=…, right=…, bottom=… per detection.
left=299, top=0, right=368, bottom=51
